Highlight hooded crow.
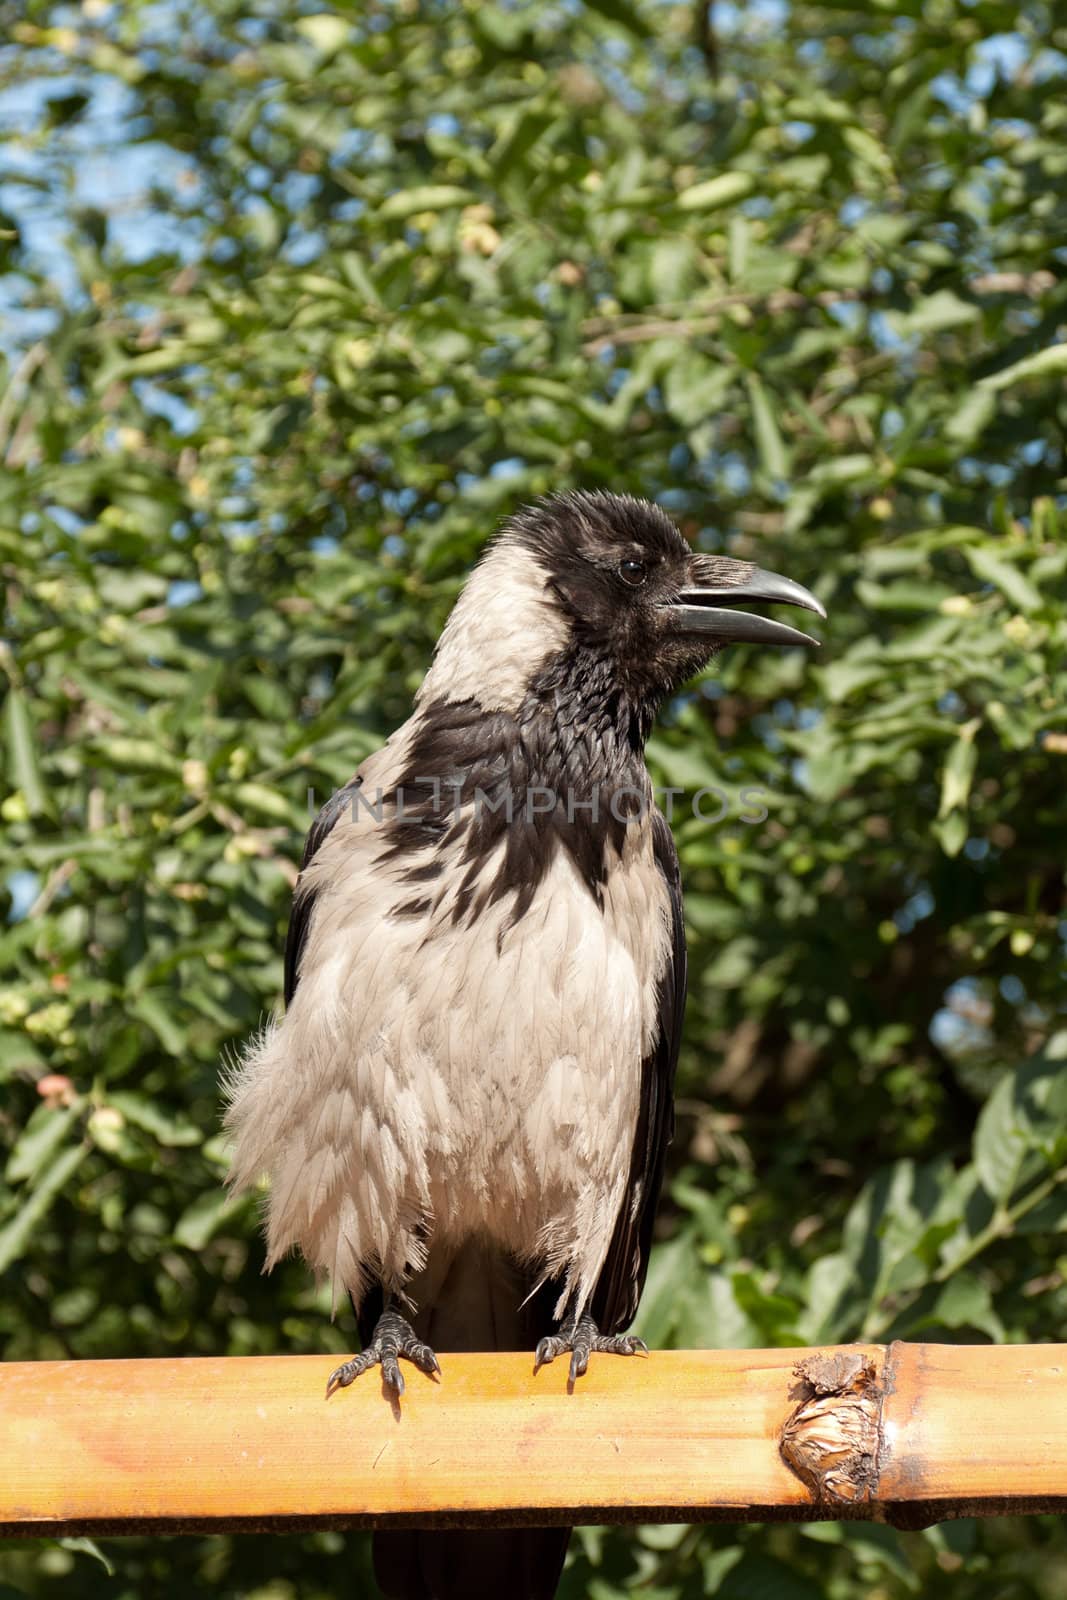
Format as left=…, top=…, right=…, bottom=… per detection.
left=224, top=490, right=824, bottom=1599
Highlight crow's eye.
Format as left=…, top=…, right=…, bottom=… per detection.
left=619, top=559, right=647, bottom=587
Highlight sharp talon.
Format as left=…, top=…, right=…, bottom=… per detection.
left=534, top=1336, right=560, bottom=1374
left=325, top=1356, right=362, bottom=1398
left=536, top=1313, right=651, bottom=1385
left=326, top=1308, right=439, bottom=1402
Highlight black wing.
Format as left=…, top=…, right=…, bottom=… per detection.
left=590, top=806, right=687, bottom=1334
left=283, top=776, right=363, bottom=1007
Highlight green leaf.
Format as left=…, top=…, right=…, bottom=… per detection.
left=938, top=717, right=980, bottom=817
left=746, top=375, right=790, bottom=481
left=0, top=1142, right=87, bottom=1273
left=944, top=388, right=995, bottom=446
left=0, top=1029, right=47, bottom=1079
left=4, top=687, right=49, bottom=816
left=632, top=1235, right=687, bottom=1346
left=979, top=341, right=1067, bottom=392
left=731, top=1268, right=801, bottom=1342
left=5, top=1103, right=80, bottom=1185
left=232, top=781, right=301, bottom=824
left=973, top=1073, right=1029, bottom=1203
left=728, top=216, right=749, bottom=281
left=59, top=1538, right=115, bottom=1576
left=681, top=1270, right=759, bottom=1349
left=173, top=1187, right=243, bottom=1249
left=964, top=547, right=1042, bottom=613
left=581, top=0, right=652, bottom=37
left=676, top=173, right=754, bottom=212
left=798, top=1252, right=855, bottom=1343
left=719, top=1552, right=826, bottom=1600
left=934, top=810, right=967, bottom=858
left=491, top=108, right=555, bottom=178
left=887, top=290, right=979, bottom=336
left=294, top=14, right=350, bottom=55
left=129, top=991, right=186, bottom=1056
left=88, top=736, right=181, bottom=774
left=1015, top=1190, right=1067, bottom=1234
left=646, top=735, right=727, bottom=791
left=661, top=352, right=732, bottom=429
left=842, top=124, right=893, bottom=177
left=802, top=1523, right=919, bottom=1589
left=108, top=1091, right=202, bottom=1147
left=927, top=1272, right=1004, bottom=1341
left=379, top=186, right=475, bottom=220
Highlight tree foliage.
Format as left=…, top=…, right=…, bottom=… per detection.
left=1, top=0, right=1066, bottom=1594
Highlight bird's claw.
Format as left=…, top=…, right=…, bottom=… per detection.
left=326, top=1307, right=440, bottom=1399
left=534, top=1312, right=648, bottom=1384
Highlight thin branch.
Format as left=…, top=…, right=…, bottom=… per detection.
left=581, top=289, right=869, bottom=353
left=694, top=0, right=718, bottom=80
left=28, top=859, right=77, bottom=919
left=969, top=271, right=1056, bottom=296
left=933, top=1164, right=1067, bottom=1285
left=580, top=271, right=1060, bottom=356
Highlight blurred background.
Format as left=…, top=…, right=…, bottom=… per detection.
left=1, top=1, right=1066, bottom=1595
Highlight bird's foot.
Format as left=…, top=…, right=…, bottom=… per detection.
left=534, top=1311, right=648, bottom=1385
left=326, top=1307, right=440, bottom=1399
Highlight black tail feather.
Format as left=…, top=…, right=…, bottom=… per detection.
left=373, top=1527, right=571, bottom=1600
left=356, top=1249, right=572, bottom=1600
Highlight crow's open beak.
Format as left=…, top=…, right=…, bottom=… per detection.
left=667, top=562, right=826, bottom=648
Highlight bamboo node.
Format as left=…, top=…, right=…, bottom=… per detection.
left=779, top=1350, right=884, bottom=1505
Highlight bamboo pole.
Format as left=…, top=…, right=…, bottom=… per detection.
left=1, top=1343, right=1065, bottom=1536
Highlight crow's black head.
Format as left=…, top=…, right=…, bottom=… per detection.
left=418, top=490, right=824, bottom=716
left=508, top=490, right=824, bottom=701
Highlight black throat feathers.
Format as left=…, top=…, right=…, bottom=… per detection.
left=381, top=644, right=661, bottom=925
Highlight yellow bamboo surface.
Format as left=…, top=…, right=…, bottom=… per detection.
left=1, top=1344, right=1065, bottom=1535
